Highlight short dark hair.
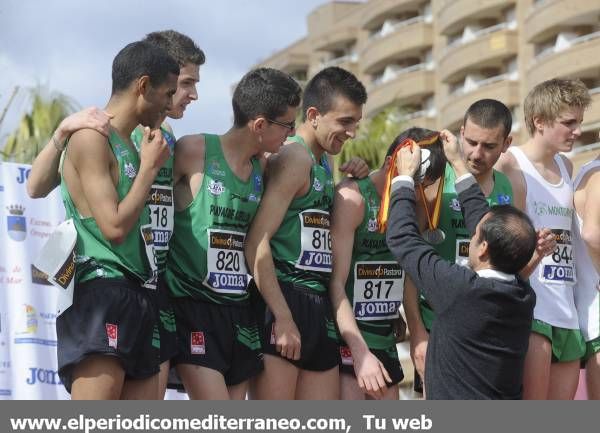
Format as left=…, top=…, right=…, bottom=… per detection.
left=302, top=67, right=367, bottom=120
left=144, top=30, right=205, bottom=66
left=384, top=127, right=446, bottom=183
left=463, top=99, right=512, bottom=138
left=112, top=41, right=179, bottom=95
left=232, top=68, right=302, bottom=127
left=478, top=205, right=537, bottom=275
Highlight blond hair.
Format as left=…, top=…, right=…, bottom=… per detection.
left=524, top=78, right=591, bottom=136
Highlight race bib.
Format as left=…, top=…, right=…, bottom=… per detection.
left=203, top=229, right=249, bottom=293
left=147, top=185, right=174, bottom=250
left=539, top=228, right=575, bottom=284
left=353, top=261, right=404, bottom=321
left=455, top=238, right=470, bottom=267
left=140, top=224, right=158, bottom=290
left=296, top=210, right=332, bottom=273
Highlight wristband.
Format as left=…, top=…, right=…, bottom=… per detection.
left=52, top=133, right=65, bottom=152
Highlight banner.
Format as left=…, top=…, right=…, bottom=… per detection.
left=0, top=162, right=69, bottom=400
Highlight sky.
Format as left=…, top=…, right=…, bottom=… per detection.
left=0, top=0, right=345, bottom=144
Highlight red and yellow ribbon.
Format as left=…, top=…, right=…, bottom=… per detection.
left=377, top=133, right=440, bottom=233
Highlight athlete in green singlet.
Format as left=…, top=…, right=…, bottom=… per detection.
left=167, top=68, right=301, bottom=400
left=330, top=128, right=446, bottom=400
left=56, top=41, right=178, bottom=399
left=28, top=31, right=206, bottom=398
left=245, top=67, right=368, bottom=400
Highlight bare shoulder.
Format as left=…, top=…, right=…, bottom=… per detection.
left=67, top=129, right=110, bottom=164
left=266, top=141, right=313, bottom=180
left=176, top=133, right=205, bottom=155
left=175, top=134, right=205, bottom=168
left=335, top=177, right=363, bottom=207
left=579, top=163, right=600, bottom=192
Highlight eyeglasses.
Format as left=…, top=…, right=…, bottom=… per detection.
left=267, top=118, right=296, bottom=131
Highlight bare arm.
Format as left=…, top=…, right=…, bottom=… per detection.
left=245, top=146, right=311, bottom=361
left=581, top=171, right=600, bottom=273
left=495, top=151, right=526, bottom=212
left=494, top=150, right=548, bottom=277
left=27, top=107, right=112, bottom=198
left=329, top=180, right=391, bottom=398
left=67, top=127, right=168, bottom=243
left=403, top=276, right=428, bottom=384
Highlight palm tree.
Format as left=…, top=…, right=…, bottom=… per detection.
left=1, top=86, right=77, bottom=164
left=335, top=106, right=406, bottom=182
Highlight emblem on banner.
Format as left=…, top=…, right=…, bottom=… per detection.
left=17, top=304, right=38, bottom=335
left=31, top=264, right=52, bottom=286
left=190, top=331, right=205, bottom=354
left=106, top=323, right=118, bottom=349
left=6, top=204, right=26, bottom=242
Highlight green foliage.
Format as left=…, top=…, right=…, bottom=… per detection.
left=334, top=106, right=405, bottom=182
left=1, top=87, right=77, bottom=163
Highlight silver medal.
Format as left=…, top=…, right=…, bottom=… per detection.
left=423, top=228, right=446, bottom=245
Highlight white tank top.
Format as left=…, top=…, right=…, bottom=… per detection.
left=573, top=160, right=600, bottom=341
left=510, top=146, right=579, bottom=329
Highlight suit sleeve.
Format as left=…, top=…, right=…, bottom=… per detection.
left=385, top=178, right=476, bottom=314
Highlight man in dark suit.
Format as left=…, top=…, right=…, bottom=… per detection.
left=386, top=130, right=537, bottom=399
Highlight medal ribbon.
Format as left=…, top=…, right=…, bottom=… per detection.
left=377, top=133, right=440, bottom=233
left=418, top=176, right=444, bottom=234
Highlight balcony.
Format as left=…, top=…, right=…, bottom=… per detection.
left=397, top=110, right=437, bottom=130
left=528, top=32, right=600, bottom=87
left=439, top=23, right=517, bottom=83
left=524, top=0, right=600, bottom=44
left=312, top=26, right=357, bottom=52
left=360, top=17, right=433, bottom=75
left=583, top=88, right=600, bottom=131
left=440, top=75, right=519, bottom=129
left=437, top=0, right=515, bottom=36
left=258, top=38, right=309, bottom=74
left=365, top=64, right=434, bottom=118
left=319, top=53, right=359, bottom=75
left=360, top=0, right=424, bottom=31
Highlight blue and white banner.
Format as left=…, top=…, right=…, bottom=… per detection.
left=0, top=162, right=69, bottom=400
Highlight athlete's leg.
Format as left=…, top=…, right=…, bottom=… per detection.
left=251, top=354, right=299, bottom=399
left=295, top=366, right=339, bottom=400
left=366, top=383, right=399, bottom=400
left=157, top=360, right=170, bottom=398
left=121, top=375, right=159, bottom=400
left=177, top=364, right=229, bottom=400
left=548, top=361, right=580, bottom=399
left=586, top=353, right=600, bottom=400
left=70, top=355, right=125, bottom=400
left=522, top=333, right=552, bottom=399
left=339, top=372, right=365, bottom=400
left=227, top=380, right=249, bottom=400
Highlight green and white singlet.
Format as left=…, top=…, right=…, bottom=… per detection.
left=60, top=129, right=155, bottom=287
left=420, top=163, right=513, bottom=329
left=270, top=135, right=334, bottom=293
left=165, top=134, right=263, bottom=305
left=131, top=125, right=175, bottom=274
left=345, top=177, right=405, bottom=349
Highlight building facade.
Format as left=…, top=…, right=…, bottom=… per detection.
left=255, top=0, right=600, bottom=168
